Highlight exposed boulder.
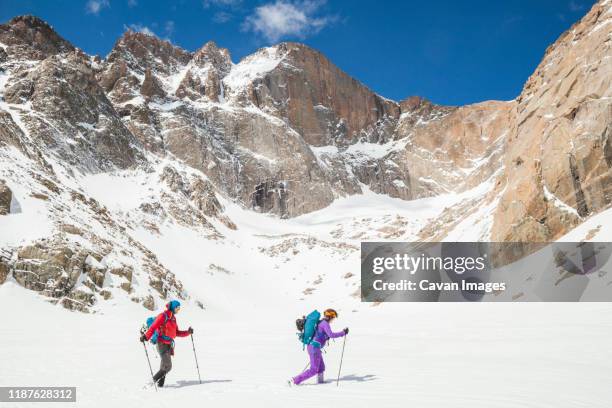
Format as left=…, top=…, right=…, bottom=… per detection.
left=0, top=179, right=12, bottom=215
left=0, top=249, right=10, bottom=284
left=14, top=243, right=88, bottom=298
left=3, top=235, right=186, bottom=312
left=0, top=262, right=8, bottom=284
left=175, top=69, right=206, bottom=101
left=97, top=60, right=128, bottom=93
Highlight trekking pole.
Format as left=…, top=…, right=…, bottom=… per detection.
left=336, top=335, right=347, bottom=387
left=142, top=342, right=158, bottom=392
left=190, top=334, right=202, bottom=384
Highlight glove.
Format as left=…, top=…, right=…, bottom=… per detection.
left=343, top=327, right=349, bottom=335
left=140, top=334, right=147, bottom=343
left=188, top=327, right=194, bottom=334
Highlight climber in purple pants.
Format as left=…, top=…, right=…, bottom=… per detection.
left=292, top=308, right=348, bottom=385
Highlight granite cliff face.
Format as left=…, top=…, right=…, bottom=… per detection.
left=0, top=16, right=141, bottom=172
left=93, top=32, right=426, bottom=217
left=0, top=1, right=611, bottom=310
left=491, top=0, right=612, bottom=242
left=234, top=42, right=401, bottom=147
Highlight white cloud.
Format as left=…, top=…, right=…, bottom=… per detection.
left=127, top=0, right=137, bottom=7
left=124, top=21, right=175, bottom=40
left=86, top=0, right=110, bottom=15
left=125, top=23, right=155, bottom=36
left=242, top=0, right=335, bottom=42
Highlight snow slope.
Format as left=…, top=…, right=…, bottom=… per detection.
left=2, top=164, right=612, bottom=407
left=223, top=46, right=286, bottom=97
left=2, top=281, right=612, bottom=408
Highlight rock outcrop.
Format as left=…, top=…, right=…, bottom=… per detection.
left=0, top=180, right=11, bottom=215
left=5, top=237, right=185, bottom=312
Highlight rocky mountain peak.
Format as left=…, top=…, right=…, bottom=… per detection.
left=225, top=41, right=400, bottom=146
left=107, top=30, right=191, bottom=75
left=193, top=40, right=232, bottom=74
left=398, top=96, right=456, bottom=128
left=0, top=15, right=74, bottom=60
left=400, top=96, right=435, bottom=112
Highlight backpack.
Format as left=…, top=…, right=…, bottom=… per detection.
left=144, top=313, right=170, bottom=345
left=296, top=310, right=320, bottom=348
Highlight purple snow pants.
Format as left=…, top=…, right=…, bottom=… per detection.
left=293, top=345, right=325, bottom=385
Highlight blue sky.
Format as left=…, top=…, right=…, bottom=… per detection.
left=0, top=0, right=597, bottom=105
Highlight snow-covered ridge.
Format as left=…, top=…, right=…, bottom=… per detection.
left=223, top=46, right=287, bottom=93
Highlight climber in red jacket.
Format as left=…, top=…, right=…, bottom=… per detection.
left=140, top=300, right=192, bottom=387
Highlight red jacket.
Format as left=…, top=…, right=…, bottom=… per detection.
left=145, top=310, right=189, bottom=344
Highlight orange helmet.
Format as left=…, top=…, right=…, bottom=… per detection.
left=324, top=308, right=338, bottom=319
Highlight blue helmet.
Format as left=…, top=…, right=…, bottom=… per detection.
left=166, top=300, right=181, bottom=312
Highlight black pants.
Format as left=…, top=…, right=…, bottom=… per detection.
left=152, top=342, right=172, bottom=386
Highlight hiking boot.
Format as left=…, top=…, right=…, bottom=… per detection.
left=157, top=375, right=166, bottom=388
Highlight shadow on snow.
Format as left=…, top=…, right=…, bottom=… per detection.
left=301, top=374, right=378, bottom=386
left=337, top=374, right=377, bottom=383
left=165, top=379, right=233, bottom=388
